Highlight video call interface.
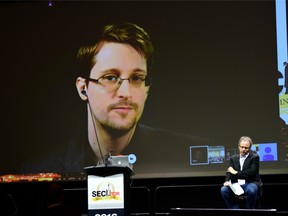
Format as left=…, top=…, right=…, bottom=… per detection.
left=190, top=143, right=279, bottom=166
left=1, top=0, right=288, bottom=181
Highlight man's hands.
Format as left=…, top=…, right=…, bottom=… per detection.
left=223, top=167, right=238, bottom=186
left=223, top=181, right=230, bottom=186
left=227, top=166, right=238, bottom=175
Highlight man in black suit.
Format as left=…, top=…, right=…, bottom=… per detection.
left=220, top=136, right=262, bottom=209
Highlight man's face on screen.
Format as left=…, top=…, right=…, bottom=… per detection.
left=86, top=42, right=149, bottom=132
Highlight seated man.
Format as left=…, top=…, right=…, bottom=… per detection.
left=220, top=136, right=262, bottom=209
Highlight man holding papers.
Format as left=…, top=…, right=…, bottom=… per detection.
left=220, top=136, right=262, bottom=209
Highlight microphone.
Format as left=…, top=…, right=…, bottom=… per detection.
left=84, top=90, right=107, bottom=167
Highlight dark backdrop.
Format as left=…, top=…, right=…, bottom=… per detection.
left=0, top=1, right=286, bottom=178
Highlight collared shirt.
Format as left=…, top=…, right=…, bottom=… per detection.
left=240, top=153, right=249, bottom=171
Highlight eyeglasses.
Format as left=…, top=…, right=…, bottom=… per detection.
left=86, top=74, right=152, bottom=90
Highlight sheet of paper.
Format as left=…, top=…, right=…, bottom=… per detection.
left=229, top=182, right=245, bottom=195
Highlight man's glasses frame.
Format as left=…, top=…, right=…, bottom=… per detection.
left=86, top=74, right=152, bottom=90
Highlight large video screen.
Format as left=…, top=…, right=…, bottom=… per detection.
left=1, top=1, right=287, bottom=182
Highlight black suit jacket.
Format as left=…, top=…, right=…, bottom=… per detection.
left=225, top=152, right=262, bottom=186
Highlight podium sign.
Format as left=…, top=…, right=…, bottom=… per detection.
left=86, top=166, right=132, bottom=216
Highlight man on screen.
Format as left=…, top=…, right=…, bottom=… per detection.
left=21, top=22, right=212, bottom=177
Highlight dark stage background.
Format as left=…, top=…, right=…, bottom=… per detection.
left=0, top=1, right=287, bottom=179
left=1, top=1, right=288, bottom=215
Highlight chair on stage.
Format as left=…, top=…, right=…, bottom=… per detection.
left=234, top=181, right=263, bottom=209
left=130, top=186, right=151, bottom=215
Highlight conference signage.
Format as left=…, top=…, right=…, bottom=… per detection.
left=87, top=173, right=125, bottom=216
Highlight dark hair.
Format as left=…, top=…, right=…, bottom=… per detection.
left=76, top=22, right=154, bottom=80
